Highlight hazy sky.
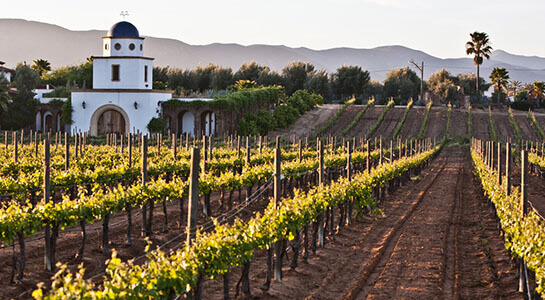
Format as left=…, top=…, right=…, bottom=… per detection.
left=3, top=0, right=544, bottom=58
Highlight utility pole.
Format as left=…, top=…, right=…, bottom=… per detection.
left=409, top=60, right=424, bottom=101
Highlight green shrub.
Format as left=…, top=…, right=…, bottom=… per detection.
left=147, top=117, right=166, bottom=133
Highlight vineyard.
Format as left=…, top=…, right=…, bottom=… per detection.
left=1, top=103, right=545, bottom=299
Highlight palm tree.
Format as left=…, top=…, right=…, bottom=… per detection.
left=31, top=59, right=51, bottom=76
left=508, top=80, right=522, bottom=101
left=466, top=32, right=493, bottom=100
left=530, top=81, right=545, bottom=108
left=489, top=67, right=509, bottom=105
left=0, top=76, right=10, bottom=112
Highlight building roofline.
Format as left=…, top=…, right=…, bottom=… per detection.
left=72, top=89, right=173, bottom=94
left=102, top=36, right=145, bottom=40
left=91, top=56, right=154, bottom=61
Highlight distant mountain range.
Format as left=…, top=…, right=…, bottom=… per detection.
left=2, top=19, right=545, bottom=83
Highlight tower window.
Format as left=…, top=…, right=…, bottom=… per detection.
left=140, top=44, right=143, bottom=51
left=129, top=43, right=135, bottom=51
left=114, top=43, right=121, bottom=50
left=144, top=65, right=148, bottom=82
left=112, top=65, right=120, bottom=81
left=105, top=43, right=109, bottom=50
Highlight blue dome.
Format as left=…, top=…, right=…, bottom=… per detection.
left=107, top=21, right=139, bottom=38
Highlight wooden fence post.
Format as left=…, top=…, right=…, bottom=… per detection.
left=274, top=137, right=282, bottom=282
left=497, top=142, right=502, bottom=185
left=318, top=140, right=325, bottom=247
left=141, top=135, right=148, bottom=237
left=519, top=150, right=528, bottom=294
left=13, top=131, right=18, bottom=163
left=506, top=143, right=510, bottom=195
left=187, top=147, right=200, bottom=246
left=43, top=139, right=52, bottom=271
left=65, top=132, right=69, bottom=171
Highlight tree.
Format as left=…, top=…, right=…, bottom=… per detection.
left=304, top=70, right=331, bottom=100
left=235, top=62, right=265, bottom=82
left=0, top=76, right=9, bottom=111
left=465, top=32, right=493, bottom=100
left=0, top=65, right=39, bottom=129
left=427, top=69, right=457, bottom=104
left=153, top=66, right=170, bottom=84
left=453, top=73, right=489, bottom=98
left=332, top=65, right=370, bottom=100
left=41, top=59, right=92, bottom=88
left=383, top=67, right=420, bottom=103
left=508, top=80, right=522, bottom=101
left=281, top=61, right=315, bottom=95
left=530, top=81, right=545, bottom=108
left=210, top=66, right=234, bottom=90
left=32, top=59, right=51, bottom=76
left=489, top=67, right=509, bottom=105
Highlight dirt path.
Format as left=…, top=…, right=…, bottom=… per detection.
left=372, top=107, right=405, bottom=140
left=202, top=147, right=521, bottom=300
left=398, top=107, right=425, bottom=140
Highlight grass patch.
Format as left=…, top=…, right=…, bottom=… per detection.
left=507, top=107, right=522, bottom=144
left=417, top=101, right=433, bottom=140
left=488, top=106, right=498, bottom=142
left=366, top=99, right=395, bottom=138
left=528, top=110, right=545, bottom=140
left=392, top=99, right=414, bottom=139
left=467, top=105, right=472, bottom=137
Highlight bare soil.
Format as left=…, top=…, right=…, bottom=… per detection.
left=492, top=111, right=517, bottom=143
left=449, top=109, right=469, bottom=138
left=323, top=105, right=364, bottom=137
left=201, top=147, right=522, bottom=300
left=471, top=110, right=491, bottom=141
left=425, top=107, right=447, bottom=139
left=398, top=107, right=426, bottom=140
left=371, top=106, right=405, bottom=140
left=346, top=107, right=384, bottom=138
left=271, top=104, right=340, bottom=138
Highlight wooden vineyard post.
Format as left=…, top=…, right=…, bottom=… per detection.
left=274, top=137, right=282, bottom=282
left=4, top=130, right=7, bottom=150
left=506, top=143, right=511, bottom=195
left=187, top=146, right=200, bottom=246
left=318, top=140, right=325, bottom=247
left=346, top=140, right=353, bottom=225
left=141, top=135, right=148, bottom=237
left=298, top=139, right=302, bottom=163
left=13, top=131, right=17, bottom=163
left=43, top=139, right=52, bottom=271
left=366, top=140, right=370, bottom=172
left=497, top=142, right=502, bottom=185
left=65, top=132, right=69, bottom=171
left=209, top=134, right=213, bottom=163
left=379, top=138, right=383, bottom=165
left=389, top=140, right=393, bottom=163
left=202, top=136, right=208, bottom=174
left=519, top=150, right=529, bottom=294
left=128, top=133, right=133, bottom=168
left=246, top=136, right=251, bottom=165
left=172, top=133, right=177, bottom=158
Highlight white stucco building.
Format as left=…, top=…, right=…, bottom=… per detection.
left=71, top=21, right=172, bottom=135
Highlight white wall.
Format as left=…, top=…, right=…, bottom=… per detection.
left=93, top=57, right=152, bottom=90
left=103, top=38, right=144, bottom=57
left=71, top=90, right=172, bottom=135
left=1, top=71, right=10, bottom=82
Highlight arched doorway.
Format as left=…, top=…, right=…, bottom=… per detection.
left=178, top=111, right=195, bottom=136
left=200, top=111, right=215, bottom=136
left=43, top=111, right=54, bottom=133
left=97, top=109, right=126, bottom=135
left=90, top=104, right=130, bottom=136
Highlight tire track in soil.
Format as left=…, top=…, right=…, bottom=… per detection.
left=348, top=147, right=521, bottom=300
